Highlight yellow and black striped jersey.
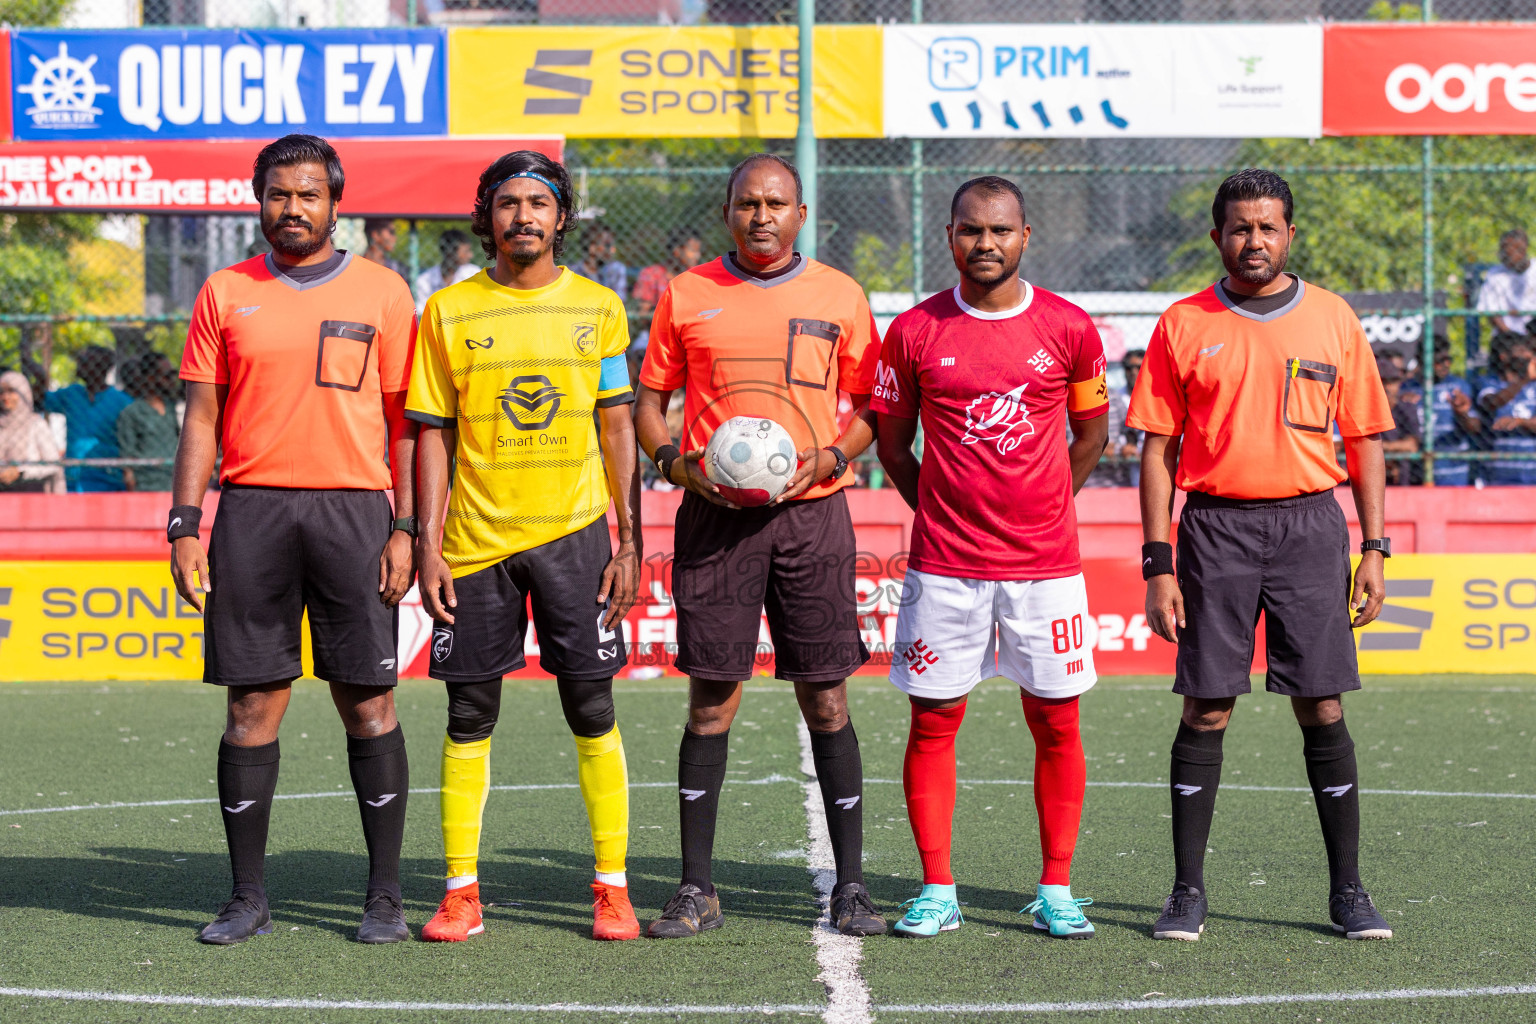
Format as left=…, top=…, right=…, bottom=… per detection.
left=406, top=267, right=633, bottom=577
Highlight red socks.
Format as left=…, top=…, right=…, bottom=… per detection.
left=904, top=694, right=1086, bottom=888
left=1022, top=693, right=1086, bottom=886
left=902, top=699, right=967, bottom=885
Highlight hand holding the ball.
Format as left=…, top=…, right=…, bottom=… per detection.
left=775, top=447, right=834, bottom=504
left=676, top=448, right=741, bottom=509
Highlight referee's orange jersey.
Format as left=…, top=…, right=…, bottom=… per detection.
left=181, top=252, right=416, bottom=490
left=639, top=254, right=880, bottom=500
left=1126, top=276, right=1393, bottom=500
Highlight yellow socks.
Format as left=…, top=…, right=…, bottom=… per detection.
left=574, top=725, right=629, bottom=881
left=440, top=735, right=492, bottom=881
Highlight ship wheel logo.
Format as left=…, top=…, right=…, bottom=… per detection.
left=18, top=43, right=111, bottom=130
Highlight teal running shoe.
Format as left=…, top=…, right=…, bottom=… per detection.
left=1022, top=883, right=1095, bottom=939
left=893, top=883, right=963, bottom=938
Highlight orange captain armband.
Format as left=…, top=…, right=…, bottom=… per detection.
left=1067, top=372, right=1109, bottom=418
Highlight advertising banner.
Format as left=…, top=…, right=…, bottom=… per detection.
left=0, top=136, right=562, bottom=215
left=1323, top=23, right=1536, bottom=136
left=0, top=30, right=10, bottom=142
left=9, top=28, right=447, bottom=141
left=883, top=24, right=1322, bottom=138
left=447, top=25, right=881, bottom=139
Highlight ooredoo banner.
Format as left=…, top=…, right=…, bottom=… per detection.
left=883, top=24, right=1322, bottom=138
left=1324, top=23, right=1536, bottom=136
left=0, top=136, right=561, bottom=215
left=9, top=28, right=447, bottom=140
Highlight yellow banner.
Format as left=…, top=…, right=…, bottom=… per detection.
left=447, top=25, right=881, bottom=139
left=1355, top=555, right=1536, bottom=675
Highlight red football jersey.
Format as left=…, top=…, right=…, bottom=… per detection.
left=871, top=283, right=1108, bottom=581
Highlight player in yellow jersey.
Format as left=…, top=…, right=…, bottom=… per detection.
left=406, top=151, right=642, bottom=941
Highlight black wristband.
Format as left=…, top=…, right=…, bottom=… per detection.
left=1141, top=541, right=1175, bottom=580
left=167, top=505, right=202, bottom=543
left=653, top=443, right=682, bottom=484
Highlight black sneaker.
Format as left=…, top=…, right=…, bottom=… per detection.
left=1151, top=883, right=1207, bottom=941
left=198, top=890, right=273, bottom=945
left=645, top=883, right=723, bottom=939
left=1330, top=883, right=1392, bottom=940
left=830, top=882, right=887, bottom=936
left=357, top=890, right=410, bottom=944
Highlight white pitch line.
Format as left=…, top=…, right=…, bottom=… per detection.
left=878, top=983, right=1536, bottom=1014
left=863, top=778, right=1536, bottom=800
left=3, top=983, right=1536, bottom=1017
left=0, top=776, right=799, bottom=817
left=6, top=775, right=1530, bottom=819
left=796, top=720, right=872, bottom=1024
left=0, top=987, right=820, bottom=1014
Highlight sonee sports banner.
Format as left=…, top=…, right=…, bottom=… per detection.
left=2, top=555, right=1530, bottom=682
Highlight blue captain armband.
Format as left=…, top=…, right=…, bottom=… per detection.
left=595, top=354, right=635, bottom=407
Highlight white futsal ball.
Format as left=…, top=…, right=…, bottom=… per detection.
left=703, top=416, right=797, bottom=506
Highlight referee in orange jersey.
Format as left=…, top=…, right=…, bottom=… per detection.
left=633, top=154, right=886, bottom=939
left=1128, top=169, right=1396, bottom=943
left=169, top=135, right=418, bottom=946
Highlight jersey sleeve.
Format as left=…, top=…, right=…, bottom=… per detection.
left=377, top=277, right=417, bottom=395
left=837, top=291, right=880, bottom=396
left=596, top=293, right=635, bottom=407
left=1126, top=315, right=1186, bottom=435
left=638, top=284, right=687, bottom=391
left=180, top=278, right=227, bottom=385
left=404, top=298, right=457, bottom=428
left=869, top=313, right=919, bottom=418
left=1066, top=315, right=1109, bottom=421
left=1335, top=313, right=1395, bottom=437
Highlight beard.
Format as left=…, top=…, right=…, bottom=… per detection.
left=501, top=226, right=550, bottom=266
left=958, top=247, right=1021, bottom=288
left=1226, top=244, right=1288, bottom=287
left=264, top=212, right=334, bottom=259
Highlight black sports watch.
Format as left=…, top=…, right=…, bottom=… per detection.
left=1360, top=537, right=1391, bottom=558
left=392, top=515, right=418, bottom=538
left=823, top=446, right=850, bottom=482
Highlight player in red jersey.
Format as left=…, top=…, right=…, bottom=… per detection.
left=873, top=176, right=1109, bottom=939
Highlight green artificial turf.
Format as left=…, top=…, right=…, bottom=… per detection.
left=1, top=675, right=1534, bottom=1023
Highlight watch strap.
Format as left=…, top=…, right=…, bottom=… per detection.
left=1361, top=537, right=1391, bottom=557
left=392, top=515, right=418, bottom=538
left=824, top=445, right=849, bottom=481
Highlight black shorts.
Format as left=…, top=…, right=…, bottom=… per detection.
left=1175, top=490, right=1360, bottom=700
left=204, top=486, right=397, bottom=687
left=428, top=517, right=627, bottom=682
left=672, top=489, right=868, bottom=684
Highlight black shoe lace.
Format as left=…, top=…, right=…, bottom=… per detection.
left=364, top=891, right=402, bottom=916
left=660, top=887, right=699, bottom=921
left=1164, top=888, right=1200, bottom=918
left=836, top=885, right=877, bottom=919
left=215, top=892, right=264, bottom=923
left=1334, top=886, right=1375, bottom=915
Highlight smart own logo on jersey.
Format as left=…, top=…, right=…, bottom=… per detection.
left=962, top=383, right=1035, bottom=455
left=499, top=374, right=565, bottom=431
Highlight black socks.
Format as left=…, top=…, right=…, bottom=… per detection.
left=217, top=738, right=280, bottom=895
left=347, top=725, right=410, bottom=900
left=1169, top=721, right=1224, bottom=893
left=809, top=720, right=864, bottom=889
left=1301, top=720, right=1362, bottom=891
left=678, top=728, right=730, bottom=893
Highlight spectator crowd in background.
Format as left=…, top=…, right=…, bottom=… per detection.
left=6, top=219, right=1536, bottom=492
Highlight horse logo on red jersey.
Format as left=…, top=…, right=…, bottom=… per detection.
left=962, top=382, right=1035, bottom=455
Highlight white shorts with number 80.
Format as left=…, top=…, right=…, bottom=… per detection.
left=888, top=569, right=1098, bottom=701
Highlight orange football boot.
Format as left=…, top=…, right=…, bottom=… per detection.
left=591, top=881, right=640, bottom=941
left=420, top=883, right=484, bottom=942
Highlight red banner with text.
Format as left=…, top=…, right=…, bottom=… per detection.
left=0, top=136, right=561, bottom=215
left=1324, top=23, right=1536, bottom=136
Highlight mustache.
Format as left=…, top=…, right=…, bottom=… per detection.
left=502, top=226, right=545, bottom=240
left=1239, top=248, right=1271, bottom=263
